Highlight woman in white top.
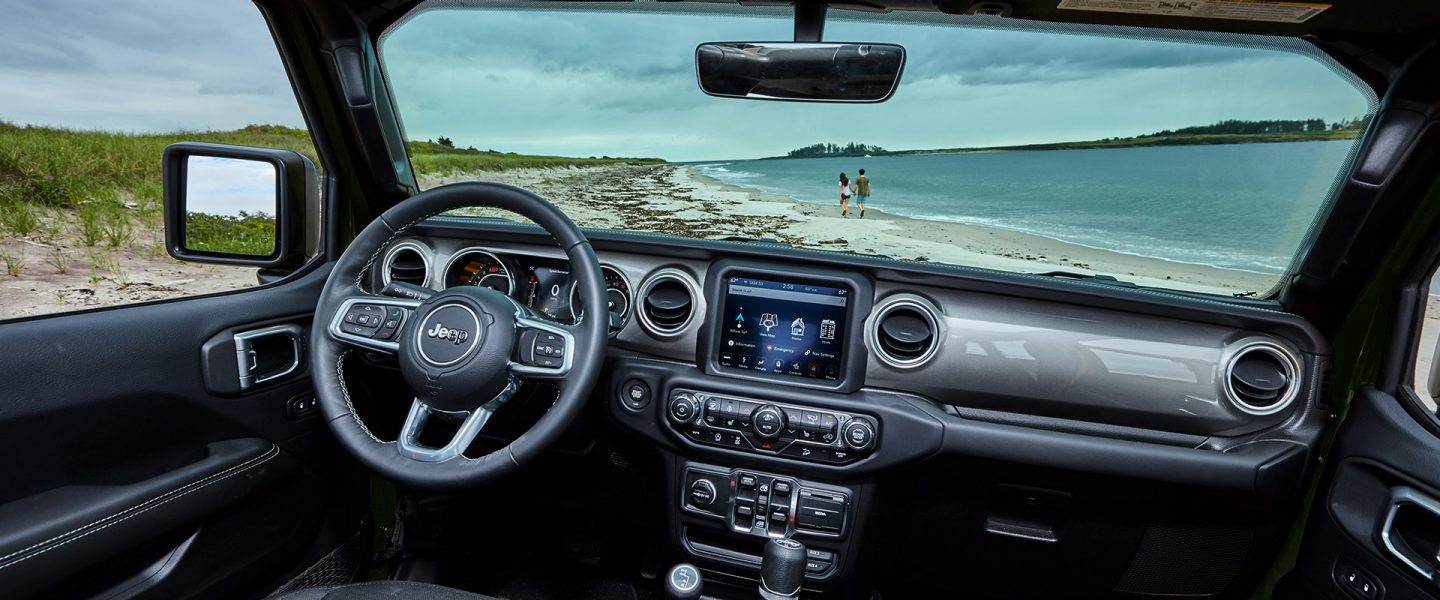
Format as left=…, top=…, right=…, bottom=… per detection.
left=839, top=172, right=853, bottom=218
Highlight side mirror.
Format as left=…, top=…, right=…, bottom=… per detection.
left=163, top=142, right=316, bottom=268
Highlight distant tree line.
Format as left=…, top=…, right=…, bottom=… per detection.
left=787, top=142, right=888, bottom=158
left=1145, top=117, right=1366, bottom=137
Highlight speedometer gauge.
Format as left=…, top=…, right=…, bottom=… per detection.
left=569, top=265, right=632, bottom=332
left=443, top=249, right=514, bottom=295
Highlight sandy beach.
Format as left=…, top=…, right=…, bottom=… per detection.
left=426, top=163, right=1278, bottom=296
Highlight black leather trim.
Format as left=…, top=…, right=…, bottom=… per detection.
left=0, top=438, right=296, bottom=597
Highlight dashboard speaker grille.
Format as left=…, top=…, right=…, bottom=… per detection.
left=383, top=244, right=430, bottom=288
left=638, top=270, right=696, bottom=336
left=1115, top=523, right=1252, bottom=596
left=869, top=295, right=942, bottom=368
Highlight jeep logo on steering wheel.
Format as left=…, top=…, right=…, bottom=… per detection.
left=426, top=322, right=470, bottom=345
left=415, top=303, right=483, bottom=368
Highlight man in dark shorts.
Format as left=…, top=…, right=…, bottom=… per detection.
left=854, top=169, right=871, bottom=218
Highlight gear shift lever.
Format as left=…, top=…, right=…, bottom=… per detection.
left=665, top=563, right=703, bottom=600
left=760, top=538, right=806, bottom=599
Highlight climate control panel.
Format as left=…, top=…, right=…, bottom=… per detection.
left=666, top=389, right=877, bottom=465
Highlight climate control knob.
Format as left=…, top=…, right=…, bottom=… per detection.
left=842, top=418, right=876, bottom=452
left=668, top=393, right=701, bottom=424
left=752, top=405, right=785, bottom=439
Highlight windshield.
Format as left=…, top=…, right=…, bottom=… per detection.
left=380, top=2, right=1375, bottom=297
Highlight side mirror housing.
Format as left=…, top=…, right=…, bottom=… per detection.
left=163, top=142, right=316, bottom=268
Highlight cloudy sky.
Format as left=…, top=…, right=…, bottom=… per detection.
left=185, top=156, right=277, bottom=217
left=0, top=0, right=305, bottom=132
left=1, top=1, right=1372, bottom=162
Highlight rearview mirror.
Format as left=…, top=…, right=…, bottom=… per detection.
left=695, top=42, right=905, bottom=103
left=163, top=142, right=316, bottom=268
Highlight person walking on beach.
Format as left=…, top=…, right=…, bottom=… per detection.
left=839, top=172, right=853, bottom=217
left=854, top=168, right=871, bottom=218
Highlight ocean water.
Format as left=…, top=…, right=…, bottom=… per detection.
left=694, top=140, right=1357, bottom=274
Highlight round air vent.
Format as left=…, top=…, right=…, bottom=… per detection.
left=1223, top=339, right=1301, bottom=416
left=382, top=242, right=431, bottom=288
left=868, top=295, right=944, bottom=368
left=637, top=269, right=698, bottom=336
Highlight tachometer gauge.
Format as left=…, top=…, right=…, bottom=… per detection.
left=443, top=249, right=514, bottom=295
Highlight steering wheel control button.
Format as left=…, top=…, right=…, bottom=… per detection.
left=669, top=393, right=700, bottom=424
left=753, top=405, right=784, bottom=438
left=842, top=418, right=876, bottom=452
left=689, top=479, right=717, bottom=508
left=620, top=379, right=650, bottom=410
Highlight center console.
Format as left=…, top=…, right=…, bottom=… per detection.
left=604, top=260, right=945, bottom=597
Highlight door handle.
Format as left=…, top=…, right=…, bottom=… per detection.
left=1380, top=486, right=1440, bottom=585
left=233, top=324, right=305, bottom=390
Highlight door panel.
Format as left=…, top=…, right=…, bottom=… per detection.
left=0, top=264, right=367, bottom=598
left=1280, top=387, right=1440, bottom=599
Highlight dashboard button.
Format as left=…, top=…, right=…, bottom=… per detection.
left=620, top=379, right=650, bottom=410
left=801, top=410, right=823, bottom=431
left=805, top=548, right=834, bottom=561
left=819, top=413, right=838, bottom=433
left=805, top=560, right=830, bottom=574
left=780, top=443, right=822, bottom=461
left=753, top=405, right=785, bottom=438
left=688, top=479, right=717, bottom=508
left=842, top=418, right=876, bottom=451
left=668, top=393, right=700, bottom=424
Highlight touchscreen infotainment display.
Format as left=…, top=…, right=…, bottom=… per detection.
left=716, top=276, right=849, bottom=382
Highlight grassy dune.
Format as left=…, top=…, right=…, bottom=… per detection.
left=0, top=122, right=660, bottom=269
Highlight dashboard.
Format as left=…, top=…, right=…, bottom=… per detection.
left=375, top=226, right=1324, bottom=439
left=372, top=219, right=1329, bottom=597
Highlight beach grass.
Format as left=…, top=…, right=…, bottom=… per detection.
left=0, top=122, right=661, bottom=267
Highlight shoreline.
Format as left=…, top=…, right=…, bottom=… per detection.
left=697, top=169, right=1282, bottom=278
left=425, top=163, right=1278, bottom=295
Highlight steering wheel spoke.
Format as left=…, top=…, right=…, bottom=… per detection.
left=327, top=294, right=423, bottom=354
left=509, top=306, right=578, bottom=380
left=396, top=380, right=518, bottom=462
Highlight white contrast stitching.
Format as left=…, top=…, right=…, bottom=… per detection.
left=0, top=445, right=280, bottom=570
left=335, top=350, right=382, bottom=443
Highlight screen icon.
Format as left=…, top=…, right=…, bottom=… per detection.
left=819, top=319, right=836, bottom=340
left=790, top=317, right=805, bottom=337
left=759, top=313, right=778, bottom=331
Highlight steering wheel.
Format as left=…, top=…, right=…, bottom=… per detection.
left=309, top=182, right=607, bottom=489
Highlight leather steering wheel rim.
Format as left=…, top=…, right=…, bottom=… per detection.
left=309, top=182, right=607, bottom=489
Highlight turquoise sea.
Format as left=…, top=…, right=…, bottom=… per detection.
left=694, top=140, right=1358, bottom=274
